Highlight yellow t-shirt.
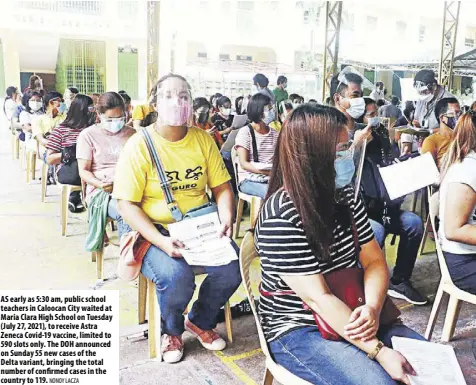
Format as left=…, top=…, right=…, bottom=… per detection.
left=132, top=104, right=154, bottom=121
left=32, top=113, right=66, bottom=138
left=421, top=132, right=453, bottom=170
left=269, top=120, right=282, bottom=132
left=113, top=126, right=231, bottom=227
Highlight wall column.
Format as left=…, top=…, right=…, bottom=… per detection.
left=1, top=34, right=21, bottom=89
left=105, top=39, right=118, bottom=91
left=137, top=41, right=148, bottom=101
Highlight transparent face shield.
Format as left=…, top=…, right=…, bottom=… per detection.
left=413, top=81, right=435, bottom=100
left=155, top=83, right=193, bottom=127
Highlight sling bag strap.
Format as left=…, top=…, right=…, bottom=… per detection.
left=141, top=129, right=184, bottom=222
left=248, top=124, right=259, bottom=163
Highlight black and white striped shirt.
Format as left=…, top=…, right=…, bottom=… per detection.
left=254, top=186, right=374, bottom=342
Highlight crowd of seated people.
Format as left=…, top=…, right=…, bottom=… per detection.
left=4, top=67, right=475, bottom=384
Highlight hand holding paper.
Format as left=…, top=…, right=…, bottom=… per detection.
left=168, top=212, right=238, bottom=266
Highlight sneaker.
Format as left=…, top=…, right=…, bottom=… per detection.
left=68, top=202, right=76, bottom=213
left=161, top=334, right=184, bottom=363
left=184, top=316, right=226, bottom=351
left=388, top=280, right=428, bottom=305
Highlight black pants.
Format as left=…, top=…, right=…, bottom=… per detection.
left=443, top=251, right=476, bottom=295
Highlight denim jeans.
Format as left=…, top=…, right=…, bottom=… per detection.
left=270, top=324, right=425, bottom=385
left=443, top=251, right=476, bottom=295
left=107, top=198, right=131, bottom=239
left=239, top=179, right=268, bottom=199
left=140, top=241, right=242, bottom=336
left=369, top=211, right=423, bottom=282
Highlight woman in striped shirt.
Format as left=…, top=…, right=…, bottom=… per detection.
left=235, top=93, right=279, bottom=199
left=46, top=94, right=96, bottom=212
left=255, top=104, right=424, bottom=385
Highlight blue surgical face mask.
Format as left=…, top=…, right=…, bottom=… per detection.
left=368, top=116, right=380, bottom=127
left=57, top=102, right=67, bottom=114
left=101, top=115, right=125, bottom=133
left=263, top=108, right=276, bottom=124
left=334, top=155, right=355, bottom=189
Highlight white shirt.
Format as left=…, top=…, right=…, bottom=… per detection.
left=370, top=89, right=384, bottom=102
left=4, top=99, right=17, bottom=121
left=439, top=151, right=476, bottom=254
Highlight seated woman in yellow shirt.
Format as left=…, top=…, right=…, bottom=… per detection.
left=131, top=85, right=157, bottom=131
left=32, top=91, right=66, bottom=183
left=114, top=74, right=241, bottom=364
left=32, top=91, right=66, bottom=148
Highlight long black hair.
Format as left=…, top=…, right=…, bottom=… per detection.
left=267, top=104, right=348, bottom=262
left=61, top=94, right=95, bottom=129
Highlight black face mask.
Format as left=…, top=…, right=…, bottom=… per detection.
left=197, top=112, right=209, bottom=125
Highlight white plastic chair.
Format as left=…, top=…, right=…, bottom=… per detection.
left=424, top=192, right=476, bottom=342
left=239, top=231, right=312, bottom=385
left=231, top=147, right=262, bottom=238
left=57, top=182, right=82, bottom=236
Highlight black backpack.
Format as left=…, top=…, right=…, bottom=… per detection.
left=360, top=154, right=405, bottom=233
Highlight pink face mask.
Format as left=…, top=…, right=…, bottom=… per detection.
left=157, top=98, right=191, bottom=126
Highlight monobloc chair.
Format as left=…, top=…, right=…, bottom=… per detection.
left=239, top=231, right=312, bottom=385
left=231, top=147, right=263, bottom=238
left=138, top=272, right=233, bottom=361
left=11, top=132, right=20, bottom=160
left=40, top=162, right=48, bottom=202
left=57, top=182, right=83, bottom=236
left=424, top=192, right=476, bottom=342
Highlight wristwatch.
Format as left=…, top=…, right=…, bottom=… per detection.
left=367, top=341, right=384, bottom=360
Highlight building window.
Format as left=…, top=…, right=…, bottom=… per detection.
left=367, top=16, right=377, bottom=28
left=219, top=54, right=230, bottom=61
left=237, top=55, right=252, bottom=61
left=197, top=52, right=207, bottom=59
left=237, top=1, right=254, bottom=11
left=465, top=38, right=475, bottom=48
left=18, top=1, right=102, bottom=14
left=419, top=25, right=426, bottom=42
left=221, top=1, right=231, bottom=12
left=396, top=21, right=407, bottom=35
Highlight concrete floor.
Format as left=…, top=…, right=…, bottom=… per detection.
left=0, top=135, right=475, bottom=385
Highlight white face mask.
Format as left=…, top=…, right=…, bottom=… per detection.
left=417, top=93, right=433, bottom=102
left=342, top=97, right=365, bottom=119
left=221, top=108, right=231, bottom=116
left=29, top=101, right=43, bottom=112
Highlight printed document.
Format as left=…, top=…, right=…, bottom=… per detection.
left=168, top=212, right=238, bottom=266
left=379, top=153, right=439, bottom=200
left=392, top=337, right=467, bottom=385
left=231, top=114, right=248, bottom=129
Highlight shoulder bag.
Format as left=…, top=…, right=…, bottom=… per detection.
left=118, top=129, right=217, bottom=281
left=259, top=207, right=401, bottom=341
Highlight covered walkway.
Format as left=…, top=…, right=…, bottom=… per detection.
left=0, top=136, right=474, bottom=385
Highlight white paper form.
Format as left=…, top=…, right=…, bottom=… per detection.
left=378, top=153, right=439, bottom=200
left=168, top=212, right=238, bottom=266
left=392, top=337, right=467, bottom=385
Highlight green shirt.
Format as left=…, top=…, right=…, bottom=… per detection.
left=273, top=87, right=288, bottom=107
